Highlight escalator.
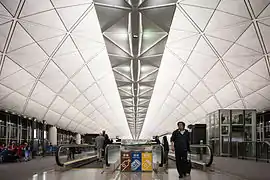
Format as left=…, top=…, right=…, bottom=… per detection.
left=55, top=143, right=213, bottom=171
left=168, top=144, right=213, bottom=170
left=55, top=144, right=101, bottom=168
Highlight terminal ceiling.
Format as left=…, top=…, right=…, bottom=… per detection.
left=0, top=0, right=270, bottom=139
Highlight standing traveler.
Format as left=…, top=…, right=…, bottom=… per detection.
left=95, top=133, right=105, bottom=162
left=24, top=142, right=30, bottom=161
left=155, top=136, right=161, bottom=144
left=162, top=136, right=169, bottom=170
left=0, top=143, right=6, bottom=152
left=171, top=121, right=190, bottom=179
left=67, top=137, right=76, bottom=160
left=17, top=142, right=24, bottom=161
left=103, top=134, right=112, bottom=166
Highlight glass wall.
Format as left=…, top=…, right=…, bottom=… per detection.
left=0, top=111, right=49, bottom=150
left=0, top=112, right=7, bottom=145
left=220, top=110, right=230, bottom=156
left=207, top=109, right=256, bottom=157
left=208, top=111, right=220, bottom=155
left=57, top=129, right=75, bottom=145
left=257, top=111, right=270, bottom=142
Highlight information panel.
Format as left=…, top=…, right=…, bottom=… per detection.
left=131, top=152, right=142, bottom=171
left=120, top=151, right=131, bottom=171
left=142, top=152, right=152, bottom=171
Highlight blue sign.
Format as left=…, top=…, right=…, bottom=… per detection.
left=131, top=152, right=142, bottom=171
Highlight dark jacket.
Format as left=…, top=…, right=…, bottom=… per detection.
left=170, top=129, right=190, bottom=152
left=155, top=138, right=161, bottom=145
left=163, top=140, right=169, bottom=152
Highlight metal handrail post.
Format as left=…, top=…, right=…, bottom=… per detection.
left=152, top=144, right=164, bottom=167
left=255, top=142, right=258, bottom=161
left=55, top=144, right=95, bottom=167
left=267, top=144, right=269, bottom=163
left=104, top=144, right=121, bottom=167
left=189, top=144, right=213, bottom=167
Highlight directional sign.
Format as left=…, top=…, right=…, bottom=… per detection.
left=142, top=152, right=152, bottom=171
left=121, top=151, right=131, bottom=171
left=131, top=152, right=142, bottom=171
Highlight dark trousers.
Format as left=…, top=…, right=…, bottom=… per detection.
left=175, top=150, right=188, bottom=175
left=164, top=151, right=169, bottom=167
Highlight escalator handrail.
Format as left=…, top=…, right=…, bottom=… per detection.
left=190, top=144, right=213, bottom=167
left=105, top=144, right=121, bottom=166
left=55, top=144, right=96, bottom=167
left=169, top=144, right=213, bottom=167
left=153, top=144, right=164, bottom=165
left=104, top=144, right=165, bottom=167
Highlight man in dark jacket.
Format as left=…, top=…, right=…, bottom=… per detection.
left=171, top=121, right=190, bottom=178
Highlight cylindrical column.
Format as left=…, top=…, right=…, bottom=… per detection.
left=76, top=133, right=81, bottom=144
left=49, top=126, right=57, bottom=145
left=42, top=120, right=46, bottom=156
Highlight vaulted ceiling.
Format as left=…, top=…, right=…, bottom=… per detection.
left=93, top=0, right=177, bottom=138
left=0, top=0, right=270, bottom=139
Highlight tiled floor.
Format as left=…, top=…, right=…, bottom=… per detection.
left=30, top=168, right=246, bottom=180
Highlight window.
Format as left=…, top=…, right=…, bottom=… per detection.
left=220, top=110, right=230, bottom=124
left=0, top=126, right=6, bottom=138
left=22, top=118, right=28, bottom=128
left=34, top=129, right=37, bottom=138
left=245, top=111, right=252, bottom=125
left=232, top=110, right=244, bottom=124
left=22, top=129, right=27, bottom=140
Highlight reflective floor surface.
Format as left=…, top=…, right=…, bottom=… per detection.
left=31, top=168, right=246, bottom=180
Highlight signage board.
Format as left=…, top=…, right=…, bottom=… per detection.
left=120, top=151, right=131, bottom=171
left=142, top=151, right=152, bottom=171
left=131, top=152, right=142, bottom=171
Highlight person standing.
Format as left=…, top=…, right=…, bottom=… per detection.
left=155, top=136, right=161, bottom=144
left=171, top=121, right=190, bottom=179
left=24, top=142, right=30, bottom=161
left=95, top=133, right=105, bottom=162
left=68, top=137, right=76, bottom=160
left=162, top=136, right=169, bottom=170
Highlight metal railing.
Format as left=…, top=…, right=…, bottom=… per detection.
left=104, top=143, right=164, bottom=168
left=169, top=144, right=213, bottom=167
left=104, top=144, right=121, bottom=166
left=152, top=144, right=164, bottom=166
left=55, top=144, right=97, bottom=167
left=237, top=141, right=270, bottom=163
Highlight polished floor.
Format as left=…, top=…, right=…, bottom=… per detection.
left=31, top=168, right=246, bottom=180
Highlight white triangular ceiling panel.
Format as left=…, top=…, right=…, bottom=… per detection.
left=245, top=93, right=270, bottom=111
left=258, top=85, right=270, bottom=100
left=249, top=0, right=270, bottom=17
left=0, top=84, right=12, bottom=100
left=1, top=0, right=19, bottom=16
left=21, top=0, right=54, bottom=17
left=56, top=4, right=90, bottom=30
left=0, top=57, right=22, bottom=79
left=217, top=0, right=250, bottom=18
left=8, top=23, right=34, bottom=52
left=249, top=58, right=270, bottom=80
left=227, top=100, right=244, bottom=109
left=0, top=22, right=12, bottom=52
left=179, top=0, right=219, bottom=9
left=180, top=4, right=214, bottom=31
left=0, top=92, right=26, bottom=113
left=22, top=10, right=66, bottom=30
